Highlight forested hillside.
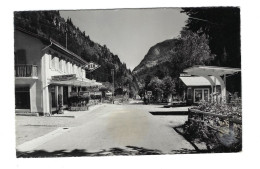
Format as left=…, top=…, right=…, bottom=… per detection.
left=14, top=11, right=139, bottom=96
left=133, top=30, right=215, bottom=88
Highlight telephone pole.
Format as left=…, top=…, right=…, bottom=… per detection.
left=111, top=69, right=114, bottom=104
left=65, top=22, right=68, bottom=49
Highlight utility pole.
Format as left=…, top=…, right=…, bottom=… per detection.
left=111, top=69, right=114, bottom=104
left=66, top=32, right=67, bottom=49
left=65, top=22, right=68, bottom=49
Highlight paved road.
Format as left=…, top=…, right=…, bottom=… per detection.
left=17, top=104, right=195, bottom=157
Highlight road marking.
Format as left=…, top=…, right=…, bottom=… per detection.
left=16, top=127, right=72, bottom=152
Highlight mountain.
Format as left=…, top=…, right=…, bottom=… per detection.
left=133, top=39, right=179, bottom=88
left=14, top=11, right=139, bottom=96
left=133, top=39, right=179, bottom=75
left=133, top=30, right=216, bottom=88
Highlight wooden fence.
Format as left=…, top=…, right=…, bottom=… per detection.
left=188, top=108, right=242, bottom=136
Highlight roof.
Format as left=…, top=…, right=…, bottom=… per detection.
left=180, top=76, right=221, bottom=86
left=50, top=39, right=87, bottom=65
left=16, top=27, right=87, bottom=65
left=183, top=65, right=241, bottom=76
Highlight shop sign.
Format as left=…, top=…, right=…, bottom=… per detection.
left=52, top=74, right=76, bottom=81
left=70, top=92, right=78, bottom=96
left=94, top=91, right=102, bottom=95
left=79, top=91, right=90, bottom=96
left=147, top=91, right=152, bottom=96
left=85, top=62, right=100, bottom=71
left=180, top=73, right=191, bottom=77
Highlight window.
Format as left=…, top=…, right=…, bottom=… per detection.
left=72, top=64, right=74, bottom=74
left=15, top=49, right=27, bottom=65
left=194, top=88, right=210, bottom=103
left=69, top=62, right=71, bottom=73
left=61, top=60, right=64, bottom=72
left=65, top=61, right=68, bottom=73
left=82, top=70, right=85, bottom=78
left=78, top=67, right=82, bottom=77
left=187, top=88, right=192, bottom=99
left=55, top=57, right=59, bottom=70
left=59, top=58, right=62, bottom=71
left=51, top=56, right=55, bottom=69
left=74, top=65, right=77, bottom=75
left=204, top=90, right=209, bottom=101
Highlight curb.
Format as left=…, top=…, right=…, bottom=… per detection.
left=48, top=104, right=104, bottom=118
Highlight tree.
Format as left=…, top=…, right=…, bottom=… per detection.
left=148, top=77, right=164, bottom=102
left=181, top=7, right=241, bottom=94
left=170, top=30, right=215, bottom=78
left=162, top=76, right=175, bottom=98
left=181, top=7, right=240, bottom=68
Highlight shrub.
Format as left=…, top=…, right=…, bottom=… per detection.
left=68, top=95, right=90, bottom=107
left=184, top=101, right=242, bottom=152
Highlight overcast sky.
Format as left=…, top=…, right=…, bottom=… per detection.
left=60, top=8, right=188, bottom=70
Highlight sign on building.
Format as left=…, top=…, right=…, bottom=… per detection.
left=94, top=91, right=102, bottom=95
left=79, top=91, right=90, bottom=96
left=85, top=61, right=100, bottom=71
left=147, top=91, right=152, bottom=96
left=70, top=92, right=78, bottom=96
left=52, top=74, right=76, bottom=81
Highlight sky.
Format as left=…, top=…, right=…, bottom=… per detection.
left=60, top=8, right=188, bottom=70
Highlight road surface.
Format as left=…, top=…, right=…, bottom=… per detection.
left=17, top=104, right=195, bottom=157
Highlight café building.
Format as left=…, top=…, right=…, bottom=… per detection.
left=15, top=28, right=102, bottom=115
left=179, top=74, right=221, bottom=105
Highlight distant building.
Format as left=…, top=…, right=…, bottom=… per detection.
left=182, top=65, right=241, bottom=104
left=179, top=75, right=221, bottom=105
left=15, top=28, right=102, bottom=115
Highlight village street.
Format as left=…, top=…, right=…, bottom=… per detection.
left=16, top=103, right=195, bottom=157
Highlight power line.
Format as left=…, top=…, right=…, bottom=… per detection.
left=188, top=17, right=220, bottom=25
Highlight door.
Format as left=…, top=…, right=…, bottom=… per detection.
left=63, top=86, right=68, bottom=105
left=15, top=86, right=30, bottom=109
left=49, top=85, right=56, bottom=113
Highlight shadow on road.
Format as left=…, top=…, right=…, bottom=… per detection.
left=149, top=111, right=188, bottom=116
left=173, top=126, right=210, bottom=154
left=17, top=145, right=200, bottom=158
left=17, top=146, right=163, bottom=158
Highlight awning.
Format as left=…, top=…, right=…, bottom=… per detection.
left=49, top=75, right=102, bottom=87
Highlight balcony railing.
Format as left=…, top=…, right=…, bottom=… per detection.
left=15, top=65, right=38, bottom=77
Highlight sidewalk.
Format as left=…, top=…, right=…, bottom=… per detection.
left=15, top=104, right=104, bottom=146
left=51, top=104, right=104, bottom=118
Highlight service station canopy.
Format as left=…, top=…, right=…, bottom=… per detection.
left=183, top=65, right=241, bottom=102
left=183, top=65, right=241, bottom=76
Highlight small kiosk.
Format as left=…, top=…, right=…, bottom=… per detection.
left=183, top=66, right=241, bottom=104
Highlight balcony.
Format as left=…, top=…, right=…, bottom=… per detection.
left=15, top=65, right=38, bottom=78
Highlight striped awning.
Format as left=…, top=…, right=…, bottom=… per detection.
left=49, top=77, right=102, bottom=87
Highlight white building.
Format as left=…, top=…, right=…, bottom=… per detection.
left=15, top=28, right=102, bottom=115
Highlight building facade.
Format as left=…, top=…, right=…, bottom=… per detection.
left=179, top=75, right=221, bottom=105
left=15, top=28, right=101, bottom=115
